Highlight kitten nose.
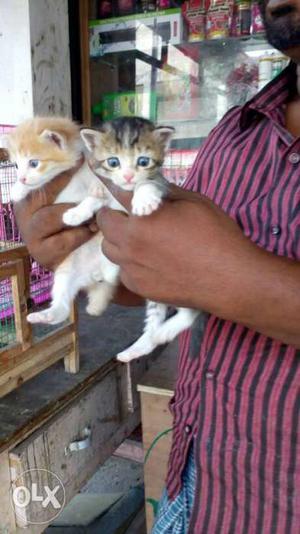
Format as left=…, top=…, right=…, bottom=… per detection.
left=123, top=171, right=134, bottom=183
left=20, top=177, right=27, bottom=184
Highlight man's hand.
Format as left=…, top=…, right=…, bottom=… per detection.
left=13, top=172, right=95, bottom=271
left=96, top=184, right=246, bottom=306
left=96, top=183, right=300, bottom=347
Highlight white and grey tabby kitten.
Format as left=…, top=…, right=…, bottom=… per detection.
left=80, top=117, right=198, bottom=362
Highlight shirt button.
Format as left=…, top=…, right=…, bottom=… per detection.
left=205, top=370, right=214, bottom=379
left=288, top=153, right=300, bottom=164
left=184, top=425, right=192, bottom=434
left=271, top=225, right=281, bottom=236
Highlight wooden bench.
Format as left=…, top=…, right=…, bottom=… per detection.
left=0, top=244, right=79, bottom=398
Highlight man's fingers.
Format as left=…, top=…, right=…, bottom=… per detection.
left=30, top=204, right=78, bottom=237
left=96, top=176, right=133, bottom=211
left=96, top=207, right=129, bottom=246
left=39, top=226, right=94, bottom=269
left=41, top=172, right=77, bottom=204
left=14, top=172, right=77, bottom=215
left=167, top=183, right=195, bottom=201
left=101, top=238, right=122, bottom=265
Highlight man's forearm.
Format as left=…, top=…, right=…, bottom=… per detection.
left=113, top=284, right=144, bottom=306
left=189, top=237, right=300, bottom=348
left=96, top=187, right=300, bottom=348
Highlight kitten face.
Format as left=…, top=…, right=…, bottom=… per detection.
left=5, top=118, right=82, bottom=190
left=81, top=117, right=174, bottom=191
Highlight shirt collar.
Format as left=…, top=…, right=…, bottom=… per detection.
left=240, top=61, right=297, bottom=130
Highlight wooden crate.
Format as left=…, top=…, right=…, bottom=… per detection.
left=0, top=244, right=79, bottom=398
left=138, top=343, right=178, bottom=533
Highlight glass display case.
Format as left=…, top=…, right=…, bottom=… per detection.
left=84, top=1, right=288, bottom=181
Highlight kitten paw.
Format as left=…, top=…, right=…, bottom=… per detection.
left=117, top=335, right=155, bottom=361
left=131, top=194, right=162, bottom=216
left=117, top=349, right=141, bottom=363
left=63, top=207, right=93, bottom=226
left=86, top=299, right=108, bottom=316
left=27, top=308, right=68, bottom=325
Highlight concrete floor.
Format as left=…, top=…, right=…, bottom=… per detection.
left=48, top=455, right=146, bottom=532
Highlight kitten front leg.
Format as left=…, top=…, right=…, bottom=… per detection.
left=131, top=182, right=164, bottom=216
left=63, top=196, right=105, bottom=227
left=10, top=181, right=28, bottom=202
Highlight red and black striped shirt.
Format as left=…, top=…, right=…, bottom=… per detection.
left=166, top=63, right=300, bottom=533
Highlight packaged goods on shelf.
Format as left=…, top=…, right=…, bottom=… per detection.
left=141, top=0, right=157, bottom=10
left=89, top=8, right=184, bottom=56
left=236, top=1, right=251, bottom=36
left=182, top=0, right=206, bottom=41
left=92, top=91, right=157, bottom=120
left=118, top=0, right=137, bottom=15
left=157, top=0, right=171, bottom=8
left=258, top=54, right=288, bottom=90
left=97, top=0, right=114, bottom=18
left=206, top=0, right=231, bottom=39
left=251, top=0, right=265, bottom=36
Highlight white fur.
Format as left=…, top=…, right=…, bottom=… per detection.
left=12, top=121, right=198, bottom=361
left=20, top=160, right=123, bottom=326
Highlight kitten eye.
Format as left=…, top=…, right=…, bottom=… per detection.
left=137, top=156, right=150, bottom=167
left=29, top=159, right=40, bottom=169
left=107, top=157, right=120, bottom=168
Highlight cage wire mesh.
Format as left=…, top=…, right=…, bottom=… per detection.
left=163, top=149, right=198, bottom=186
left=0, top=277, right=16, bottom=348
left=0, top=125, right=53, bottom=348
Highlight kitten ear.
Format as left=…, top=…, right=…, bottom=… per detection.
left=80, top=128, right=100, bottom=152
left=40, top=129, right=66, bottom=149
left=153, top=126, right=175, bottom=148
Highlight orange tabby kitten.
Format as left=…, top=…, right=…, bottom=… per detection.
left=3, top=117, right=121, bottom=325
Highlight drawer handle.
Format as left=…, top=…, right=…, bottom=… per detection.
left=65, top=427, right=92, bottom=455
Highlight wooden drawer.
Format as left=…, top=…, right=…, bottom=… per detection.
left=8, top=362, right=141, bottom=529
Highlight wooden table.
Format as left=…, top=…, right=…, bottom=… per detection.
left=0, top=300, right=159, bottom=533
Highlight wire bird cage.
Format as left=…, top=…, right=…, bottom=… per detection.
left=0, top=125, right=53, bottom=348
left=163, top=149, right=198, bottom=186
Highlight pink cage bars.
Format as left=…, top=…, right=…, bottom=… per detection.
left=163, top=148, right=198, bottom=186
left=0, top=125, right=53, bottom=328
